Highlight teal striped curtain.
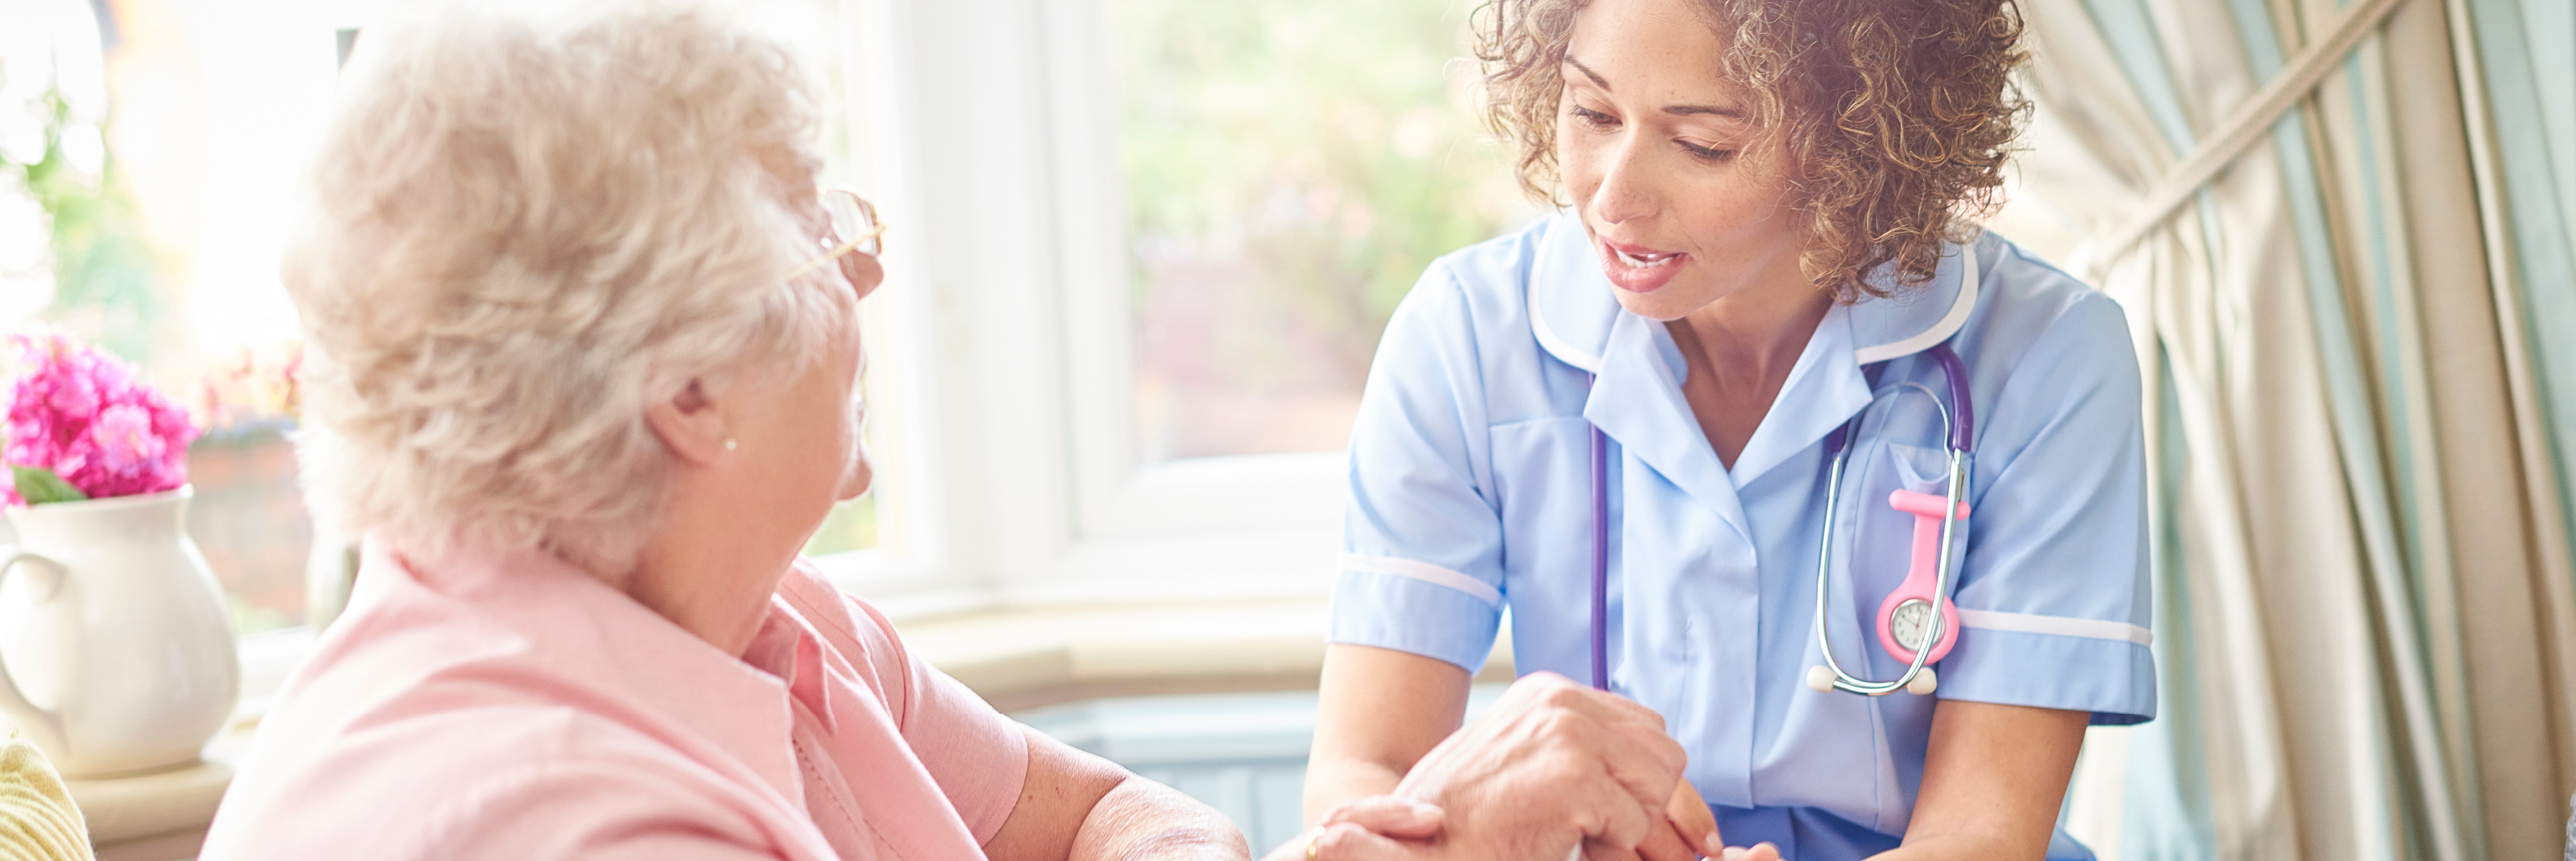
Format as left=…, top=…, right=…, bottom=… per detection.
left=2015, top=0, right=2576, bottom=858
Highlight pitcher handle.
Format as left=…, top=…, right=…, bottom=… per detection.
left=0, top=546, right=69, bottom=756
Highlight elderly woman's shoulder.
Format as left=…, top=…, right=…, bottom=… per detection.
left=201, top=696, right=822, bottom=859
left=197, top=553, right=877, bottom=859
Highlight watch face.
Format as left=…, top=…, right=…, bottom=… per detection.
left=1891, top=599, right=1939, bottom=653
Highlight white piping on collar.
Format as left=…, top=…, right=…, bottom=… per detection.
left=1529, top=284, right=1603, bottom=374
left=1853, top=242, right=1978, bottom=365
left=1528, top=233, right=1978, bottom=373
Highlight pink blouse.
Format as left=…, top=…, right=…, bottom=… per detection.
left=201, top=544, right=1029, bottom=860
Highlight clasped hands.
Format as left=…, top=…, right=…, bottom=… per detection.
left=1276, top=673, right=1781, bottom=861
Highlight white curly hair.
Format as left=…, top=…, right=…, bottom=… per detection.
left=286, top=0, right=849, bottom=576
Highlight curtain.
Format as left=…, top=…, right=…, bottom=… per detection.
left=2015, top=0, right=2576, bottom=858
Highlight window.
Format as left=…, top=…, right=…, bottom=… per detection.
left=3, top=0, right=340, bottom=635
left=792, top=0, right=1548, bottom=608
left=4, top=0, right=1535, bottom=639
left=0, top=0, right=895, bottom=638
left=1112, top=0, right=1533, bottom=462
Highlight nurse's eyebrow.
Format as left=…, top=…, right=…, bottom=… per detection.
left=1664, top=103, right=1744, bottom=118
left=1563, top=56, right=1745, bottom=118
left=1567, top=56, right=1614, bottom=91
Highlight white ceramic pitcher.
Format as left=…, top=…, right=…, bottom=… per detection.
left=0, top=487, right=240, bottom=778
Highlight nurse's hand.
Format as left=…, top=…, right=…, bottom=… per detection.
left=1585, top=779, right=1723, bottom=861
left=1389, top=672, right=1689, bottom=860
left=1577, top=779, right=1777, bottom=861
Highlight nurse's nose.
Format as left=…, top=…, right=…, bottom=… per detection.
left=1589, top=136, right=1662, bottom=226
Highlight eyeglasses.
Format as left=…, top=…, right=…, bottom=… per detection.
left=785, top=185, right=885, bottom=285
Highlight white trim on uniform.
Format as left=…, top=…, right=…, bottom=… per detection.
left=1853, top=243, right=1980, bottom=365
left=1527, top=289, right=1604, bottom=374
left=1339, top=554, right=1504, bottom=607
left=1957, top=607, right=2154, bottom=647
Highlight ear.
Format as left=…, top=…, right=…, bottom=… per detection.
left=645, top=378, right=733, bottom=467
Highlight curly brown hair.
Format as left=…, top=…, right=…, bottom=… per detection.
left=1474, top=0, right=2028, bottom=301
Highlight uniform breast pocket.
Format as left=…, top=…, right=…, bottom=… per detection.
left=1845, top=438, right=1960, bottom=553
left=1847, top=382, right=1958, bottom=498
left=1870, top=439, right=1954, bottom=496
left=1487, top=417, right=1601, bottom=576
left=1485, top=416, right=1639, bottom=679
left=1836, top=439, right=1964, bottom=640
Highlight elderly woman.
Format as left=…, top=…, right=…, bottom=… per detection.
left=198, top=3, right=1693, bottom=860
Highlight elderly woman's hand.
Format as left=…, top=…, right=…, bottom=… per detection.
left=1293, top=672, right=1685, bottom=861
left=1394, top=672, right=1685, bottom=858
left=1293, top=788, right=1777, bottom=861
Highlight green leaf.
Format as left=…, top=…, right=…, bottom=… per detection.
left=12, top=466, right=88, bottom=505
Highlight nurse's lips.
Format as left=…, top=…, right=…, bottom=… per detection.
left=1596, top=237, right=1687, bottom=293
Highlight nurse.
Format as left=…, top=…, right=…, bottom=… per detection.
left=1304, top=0, right=2153, bottom=860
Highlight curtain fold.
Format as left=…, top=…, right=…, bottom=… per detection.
left=2020, top=0, right=2576, bottom=858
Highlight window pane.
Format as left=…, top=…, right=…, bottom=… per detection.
left=775, top=0, right=889, bottom=557
left=190, top=422, right=311, bottom=634
left=1, top=0, right=888, bottom=629
left=1114, top=0, right=1537, bottom=462
left=3, top=0, right=334, bottom=633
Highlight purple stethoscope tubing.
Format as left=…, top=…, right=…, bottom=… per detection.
left=1589, top=415, right=1611, bottom=690
left=1584, top=341, right=1975, bottom=696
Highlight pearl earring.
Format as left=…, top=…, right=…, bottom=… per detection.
left=724, top=439, right=738, bottom=452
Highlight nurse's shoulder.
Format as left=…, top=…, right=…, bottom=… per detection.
left=1953, top=231, right=2146, bottom=475
left=1960, top=231, right=2141, bottom=390
left=1361, top=215, right=1590, bottom=424
left=1382, top=214, right=1561, bottom=346
left=1373, top=213, right=1606, bottom=409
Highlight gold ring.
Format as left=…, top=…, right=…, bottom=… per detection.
left=1305, top=828, right=1323, bottom=861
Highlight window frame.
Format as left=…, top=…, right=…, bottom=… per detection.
left=818, top=0, right=1350, bottom=616
left=209, top=0, right=1356, bottom=711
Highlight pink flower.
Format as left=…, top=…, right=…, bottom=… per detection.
left=94, top=403, right=164, bottom=473
left=1, top=334, right=201, bottom=504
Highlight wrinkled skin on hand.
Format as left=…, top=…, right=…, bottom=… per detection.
left=1273, top=673, right=1687, bottom=861
left=1388, top=673, right=1685, bottom=859
left=1278, top=674, right=1784, bottom=861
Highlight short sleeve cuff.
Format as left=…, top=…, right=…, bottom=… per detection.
left=1329, top=569, right=1504, bottom=674
left=1935, top=628, right=2157, bottom=726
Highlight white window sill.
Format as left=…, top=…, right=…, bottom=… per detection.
left=66, top=755, right=233, bottom=860
left=896, top=599, right=1515, bottom=713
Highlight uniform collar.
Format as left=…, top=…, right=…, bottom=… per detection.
left=1529, top=212, right=1984, bottom=501
left=1526, top=211, right=1620, bottom=374
left=1525, top=210, right=1984, bottom=374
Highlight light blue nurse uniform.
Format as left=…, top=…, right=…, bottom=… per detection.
left=1329, top=211, right=2154, bottom=860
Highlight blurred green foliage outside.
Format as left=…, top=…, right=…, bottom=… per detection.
left=1115, top=0, right=1539, bottom=458
left=7, top=90, right=164, bottom=365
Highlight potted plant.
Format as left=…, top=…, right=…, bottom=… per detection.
left=0, top=332, right=237, bottom=778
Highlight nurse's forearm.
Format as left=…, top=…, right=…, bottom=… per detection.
left=1306, top=645, right=1475, bottom=824
left=1881, top=700, right=2088, bottom=861
left=1302, top=757, right=1407, bottom=821
left=1868, top=833, right=2030, bottom=860
left=1070, top=778, right=1251, bottom=861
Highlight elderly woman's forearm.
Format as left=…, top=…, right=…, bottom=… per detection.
left=1070, top=778, right=1251, bottom=861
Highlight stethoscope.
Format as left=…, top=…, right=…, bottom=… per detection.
left=1581, top=260, right=1977, bottom=699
